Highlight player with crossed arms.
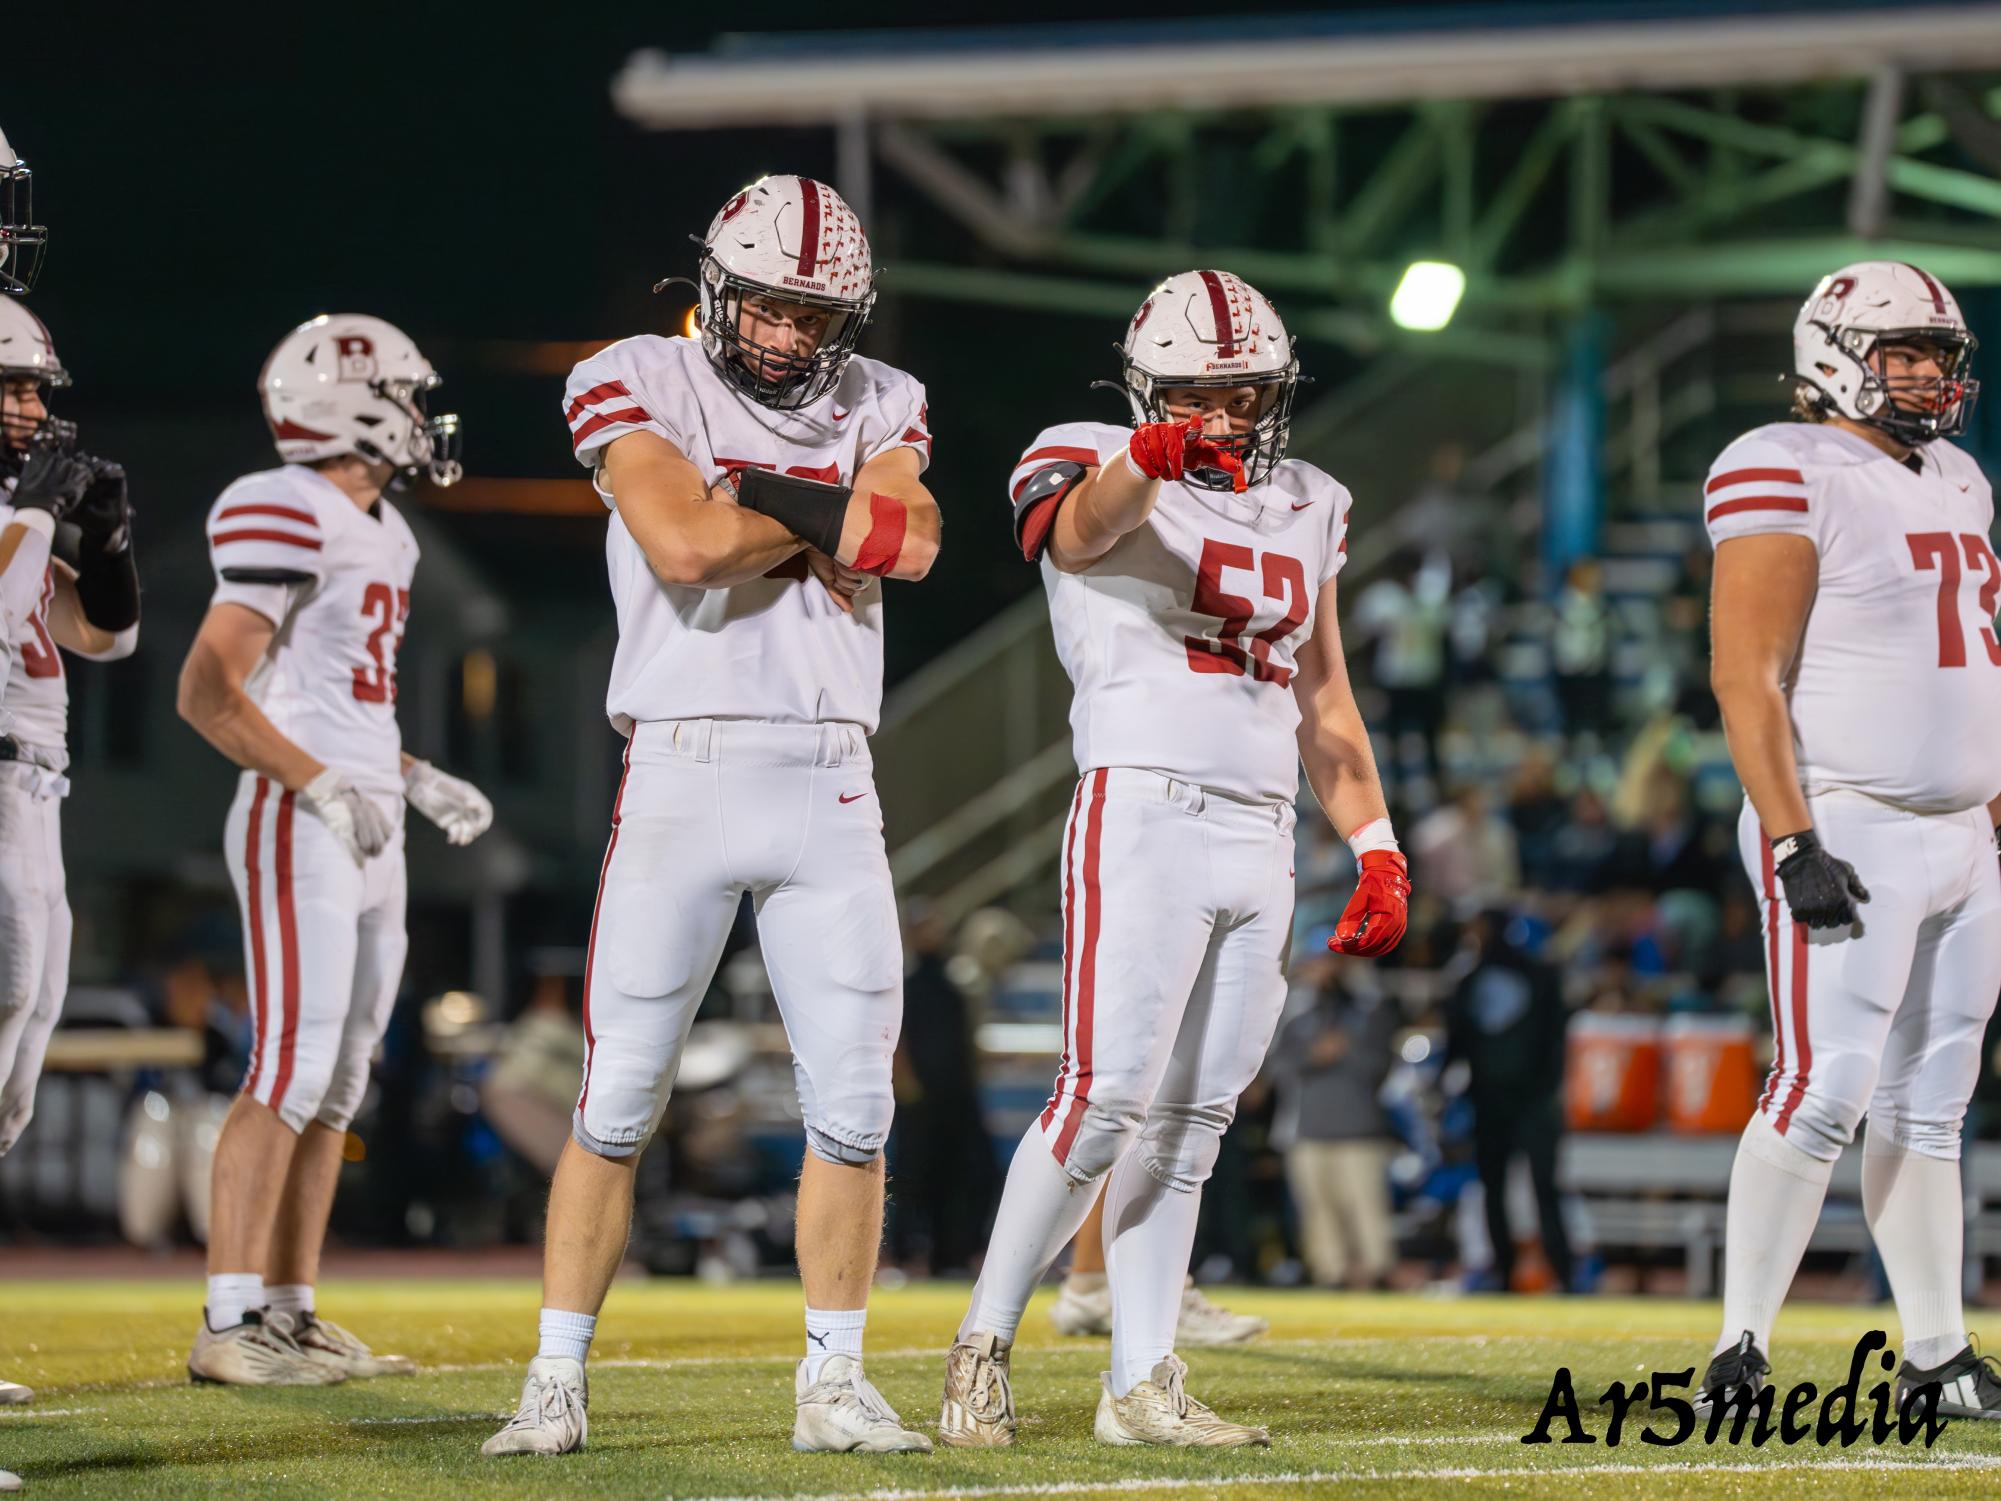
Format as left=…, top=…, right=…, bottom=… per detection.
left=941, top=270, right=1408, bottom=1448
left=177, top=314, right=491, bottom=1387
left=483, top=175, right=941, bottom=1459
left=1696, top=260, right=2001, bottom=1421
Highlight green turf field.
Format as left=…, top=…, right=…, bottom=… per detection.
left=2, top=1279, right=1998, bottom=1498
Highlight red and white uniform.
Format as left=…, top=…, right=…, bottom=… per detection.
left=1707, top=422, right=2001, bottom=1160
left=1008, top=423, right=1350, bottom=1186
left=206, top=465, right=416, bottom=1133
left=561, top=334, right=930, bottom=1160
left=0, top=491, right=72, bottom=1155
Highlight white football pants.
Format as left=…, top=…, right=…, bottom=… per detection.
left=0, top=761, right=71, bottom=1155
left=1739, top=791, right=2001, bottom=1162
left=573, top=718, right=903, bottom=1165
left=224, top=772, right=409, bottom=1134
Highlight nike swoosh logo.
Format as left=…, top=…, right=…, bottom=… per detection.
left=1291, top=502, right=1313, bottom=511
left=839, top=792, right=866, bottom=804
left=831, top=408, right=851, bottom=422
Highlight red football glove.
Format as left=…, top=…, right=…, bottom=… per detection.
left=1328, top=850, right=1411, bottom=957
left=1127, top=415, right=1248, bottom=493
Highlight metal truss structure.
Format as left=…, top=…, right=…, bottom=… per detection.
left=615, top=7, right=2001, bottom=371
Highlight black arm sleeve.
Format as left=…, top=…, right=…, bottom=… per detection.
left=1012, top=460, right=1086, bottom=563
left=75, top=539, right=140, bottom=632
left=220, top=566, right=316, bottom=586
left=735, top=466, right=851, bottom=557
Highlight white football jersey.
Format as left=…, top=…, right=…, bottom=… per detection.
left=0, top=494, right=67, bottom=760
left=1705, top=421, right=2001, bottom=815
left=1010, top=421, right=1351, bottom=804
left=563, top=334, right=930, bottom=736
left=204, top=465, right=419, bottom=796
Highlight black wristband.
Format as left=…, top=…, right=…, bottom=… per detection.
left=1769, top=828, right=1818, bottom=865
left=735, top=467, right=850, bottom=557
left=75, top=537, right=140, bottom=632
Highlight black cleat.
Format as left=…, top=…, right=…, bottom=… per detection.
left=1899, top=1342, right=2001, bottom=1421
left=1693, top=1330, right=1770, bottom=1418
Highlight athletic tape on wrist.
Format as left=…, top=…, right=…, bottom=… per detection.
left=1346, top=817, right=1401, bottom=856
left=854, top=492, right=908, bottom=576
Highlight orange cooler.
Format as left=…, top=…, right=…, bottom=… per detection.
left=1564, top=1013, right=1662, bottom=1132
left=1663, top=1014, right=1758, bottom=1134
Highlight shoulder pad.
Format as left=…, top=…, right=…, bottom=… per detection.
left=1013, top=459, right=1086, bottom=562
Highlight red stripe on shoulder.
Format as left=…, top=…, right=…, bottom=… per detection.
left=1706, top=467, right=1805, bottom=494
left=571, top=407, right=653, bottom=448
left=1707, top=496, right=1810, bottom=524
left=210, top=529, right=324, bottom=551
left=565, top=379, right=633, bottom=423
left=216, top=503, right=319, bottom=527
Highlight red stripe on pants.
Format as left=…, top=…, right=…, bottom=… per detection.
left=578, top=730, right=637, bottom=1115
left=1041, top=780, right=1088, bottom=1133
left=1053, top=769, right=1109, bottom=1164
left=1775, top=917, right=1812, bottom=1134
left=1758, top=833, right=1784, bottom=1114
left=243, top=779, right=270, bottom=1093
left=269, top=791, right=301, bottom=1112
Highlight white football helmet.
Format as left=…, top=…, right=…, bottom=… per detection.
left=681, top=175, right=876, bottom=410
left=1793, top=260, right=1979, bottom=444
left=0, top=126, right=44, bottom=296
left=1120, top=270, right=1300, bottom=489
left=258, top=313, right=462, bottom=486
left=0, top=297, right=73, bottom=467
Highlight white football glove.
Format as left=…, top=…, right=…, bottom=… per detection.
left=298, top=769, right=395, bottom=866
left=404, top=759, right=493, bottom=846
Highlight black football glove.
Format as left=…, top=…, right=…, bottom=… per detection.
left=71, top=456, right=132, bottom=554
left=1772, top=829, right=1869, bottom=929
left=9, top=441, right=93, bottom=519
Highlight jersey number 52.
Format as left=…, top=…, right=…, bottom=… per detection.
left=1184, top=539, right=1309, bottom=687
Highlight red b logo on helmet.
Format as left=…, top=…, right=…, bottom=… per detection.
left=334, top=334, right=377, bottom=383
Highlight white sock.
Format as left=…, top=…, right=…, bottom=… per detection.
left=1103, top=1152, right=1203, bottom=1397
left=1715, top=1111, right=1835, bottom=1357
left=1862, top=1125, right=1969, bottom=1370
left=537, top=1307, right=597, bottom=1365
left=265, top=1283, right=315, bottom=1321
left=1064, top=1269, right=1108, bottom=1294
left=803, top=1306, right=866, bottom=1384
left=959, top=1124, right=1106, bottom=1344
left=206, top=1274, right=264, bottom=1329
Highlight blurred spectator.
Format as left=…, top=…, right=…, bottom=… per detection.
left=154, top=916, right=253, bottom=1095
left=1550, top=558, right=1615, bottom=740
left=1271, top=966, right=1400, bottom=1289
left=1410, top=784, right=1521, bottom=915
left=889, top=907, right=1000, bottom=1276
left=1443, top=911, right=1574, bottom=1293
left=1505, top=747, right=1571, bottom=890
left=1353, top=548, right=1453, bottom=790
left=481, top=951, right=587, bottom=1177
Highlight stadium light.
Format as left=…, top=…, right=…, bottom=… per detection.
left=682, top=304, right=699, bottom=339
left=1389, top=260, right=1466, bottom=332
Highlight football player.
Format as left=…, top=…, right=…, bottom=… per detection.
left=0, top=126, right=69, bottom=1493
left=177, top=315, right=491, bottom=1387
left=0, top=304, right=138, bottom=1155
left=1696, top=261, right=2001, bottom=1419
left=941, top=271, right=1407, bottom=1448
left=483, top=175, right=940, bottom=1458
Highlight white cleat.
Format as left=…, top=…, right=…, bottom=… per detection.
left=0, top=1465, right=19, bottom=1491
left=188, top=1310, right=345, bottom=1387
left=938, top=1332, right=1017, bottom=1448
left=1094, top=1354, right=1271, bottom=1448
left=1049, top=1278, right=1112, bottom=1337
left=794, top=1354, right=932, bottom=1453
left=481, top=1357, right=588, bottom=1457
left=0, top=1381, right=30, bottom=1405
left=284, top=1313, right=418, bottom=1379
left=1175, top=1280, right=1268, bottom=1347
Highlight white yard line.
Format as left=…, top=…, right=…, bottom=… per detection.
left=0, top=1407, right=85, bottom=1419
left=673, top=1454, right=2001, bottom=1501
